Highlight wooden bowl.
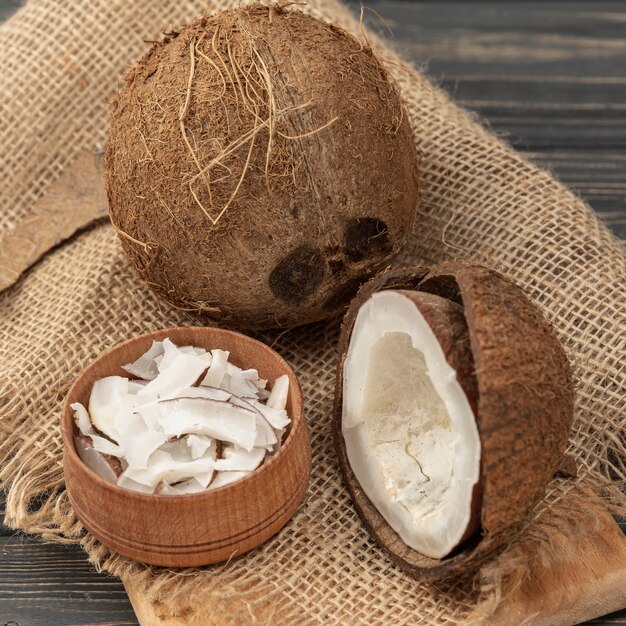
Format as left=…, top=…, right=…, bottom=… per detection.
left=61, top=326, right=311, bottom=567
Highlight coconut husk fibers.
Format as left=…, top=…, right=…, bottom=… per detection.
left=0, top=0, right=624, bottom=623
left=333, top=262, right=573, bottom=581
left=106, top=5, right=418, bottom=329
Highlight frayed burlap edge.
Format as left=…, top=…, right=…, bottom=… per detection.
left=2, top=338, right=625, bottom=624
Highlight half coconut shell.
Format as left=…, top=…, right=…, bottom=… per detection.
left=333, top=260, right=574, bottom=580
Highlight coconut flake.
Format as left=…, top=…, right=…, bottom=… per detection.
left=224, top=363, right=263, bottom=399
left=215, top=446, right=265, bottom=472
left=127, top=380, right=148, bottom=394
left=159, top=437, right=193, bottom=462
left=168, top=386, right=232, bottom=402
left=137, top=352, right=209, bottom=402
left=249, top=399, right=291, bottom=430
left=124, top=430, right=169, bottom=470
left=194, top=470, right=215, bottom=488
left=187, top=434, right=214, bottom=459
left=272, top=428, right=287, bottom=452
left=122, top=450, right=215, bottom=488
left=72, top=338, right=291, bottom=495
left=254, top=414, right=278, bottom=448
left=88, top=376, right=129, bottom=439
left=122, top=340, right=164, bottom=381
left=114, top=407, right=150, bottom=440
left=157, top=338, right=185, bottom=372
left=266, top=375, right=289, bottom=410
left=158, top=437, right=216, bottom=486
left=117, top=473, right=156, bottom=493
left=90, top=434, right=124, bottom=458
left=200, top=349, right=229, bottom=387
left=156, top=478, right=207, bottom=495
left=71, top=402, right=93, bottom=436
left=228, top=396, right=278, bottom=448
left=254, top=377, right=268, bottom=390
left=179, top=345, right=207, bottom=356
left=74, top=435, right=121, bottom=483
left=157, top=397, right=257, bottom=451
left=208, top=471, right=251, bottom=490
left=135, top=402, right=161, bottom=430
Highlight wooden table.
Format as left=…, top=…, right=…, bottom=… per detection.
left=1, top=1, right=624, bottom=624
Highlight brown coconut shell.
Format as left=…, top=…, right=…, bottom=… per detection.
left=105, top=4, right=419, bottom=329
left=333, top=260, right=574, bottom=580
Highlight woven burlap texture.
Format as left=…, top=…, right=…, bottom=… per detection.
left=1, top=0, right=624, bottom=623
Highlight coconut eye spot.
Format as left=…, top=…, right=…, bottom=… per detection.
left=344, top=218, right=391, bottom=263
left=342, top=290, right=481, bottom=559
left=269, top=245, right=326, bottom=304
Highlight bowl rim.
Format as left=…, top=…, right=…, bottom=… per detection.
left=61, top=325, right=306, bottom=501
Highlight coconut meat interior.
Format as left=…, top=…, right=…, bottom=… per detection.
left=342, top=291, right=480, bottom=559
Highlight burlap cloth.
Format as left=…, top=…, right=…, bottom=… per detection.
left=0, top=0, right=624, bottom=623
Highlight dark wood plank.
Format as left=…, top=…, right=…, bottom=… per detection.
left=1, top=493, right=9, bottom=536
left=529, top=151, right=626, bottom=243
left=0, top=495, right=138, bottom=625
left=0, top=495, right=138, bottom=626
left=589, top=611, right=626, bottom=626
left=357, top=0, right=626, bottom=240
left=0, top=0, right=18, bottom=21
left=0, top=536, right=138, bottom=626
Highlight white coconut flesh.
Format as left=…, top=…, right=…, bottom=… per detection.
left=71, top=339, right=291, bottom=494
left=342, top=291, right=481, bottom=559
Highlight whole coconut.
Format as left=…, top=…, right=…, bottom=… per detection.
left=105, top=3, right=419, bottom=328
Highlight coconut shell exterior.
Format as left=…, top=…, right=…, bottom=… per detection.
left=105, top=4, right=419, bottom=329
left=333, top=261, right=574, bottom=580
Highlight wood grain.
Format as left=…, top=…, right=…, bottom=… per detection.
left=0, top=532, right=137, bottom=626
left=123, top=583, right=282, bottom=626
left=121, top=497, right=626, bottom=626
left=361, top=0, right=626, bottom=243
left=470, top=496, right=626, bottom=626
left=62, top=327, right=311, bottom=568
